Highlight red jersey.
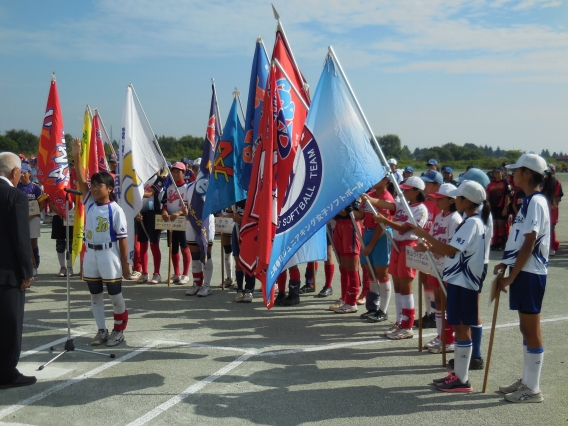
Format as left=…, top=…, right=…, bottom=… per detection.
left=487, top=178, right=511, bottom=209
left=360, top=189, right=395, bottom=229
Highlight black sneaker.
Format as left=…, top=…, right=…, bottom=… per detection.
left=367, top=309, right=388, bottom=323
left=433, top=372, right=455, bottom=385
left=414, top=314, right=436, bottom=328
left=448, top=357, right=484, bottom=371
left=300, top=283, right=315, bottom=294
left=360, top=310, right=377, bottom=319
left=317, top=286, right=333, bottom=297
left=281, top=294, right=300, bottom=306
left=274, top=292, right=286, bottom=306
left=436, top=374, right=472, bottom=393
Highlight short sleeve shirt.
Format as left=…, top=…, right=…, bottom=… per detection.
left=17, top=182, right=44, bottom=217
left=392, top=202, right=428, bottom=241
left=431, top=211, right=462, bottom=245
left=360, top=189, right=394, bottom=229
left=443, top=214, right=486, bottom=291
left=502, top=193, right=550, bottom=275
left=83, top=192, right=128, bottom=244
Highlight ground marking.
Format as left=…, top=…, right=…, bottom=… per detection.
left=20, top=334, right=85, bottom=359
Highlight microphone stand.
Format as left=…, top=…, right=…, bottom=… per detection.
left=38, top=188, right=115, bottom=370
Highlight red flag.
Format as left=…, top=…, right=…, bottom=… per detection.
left=37, top=77, right=69, bottom=218
left=238, top=29, right=311, bottom=308
left=88, top=114, right=108, bottom=179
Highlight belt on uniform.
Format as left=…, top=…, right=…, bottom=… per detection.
left=87, top=242, right=113, bottom=250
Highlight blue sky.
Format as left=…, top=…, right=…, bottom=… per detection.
left=1, top=0, right=567, bottom=154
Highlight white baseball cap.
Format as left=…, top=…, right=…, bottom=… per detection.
left=387, top=158, right=397, bottom=165
left=448, top=180, right=486, bottom=204
left=400, top=176, right=425, bottom=191
left=429, top=183, right=458, bottom=199
left=506, top=154, right=547, bottom=176
left=193, top=158, right=202, bottom=167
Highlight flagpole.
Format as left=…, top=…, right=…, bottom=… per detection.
left=327, top=46, right=446, bottom=296
left=94, top=109, right=117, bottom=159
left=233, top=88, right=246, bottom=128
left=272, top=59, right=310, bottom=111
left=271, top=5, right=310, bottom=102
left=212, top=78, right=223, bottom=131
left=257, top=37, right=270, bottom=64
left=130, top=84, right=183, bottom=203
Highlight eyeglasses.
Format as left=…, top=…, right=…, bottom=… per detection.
left=91, top=183, right=107, bottom=190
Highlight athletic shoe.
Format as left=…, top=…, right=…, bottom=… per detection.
left=356, top=297, right=366, bottom=306
left=334, top=304, right=358, bottom=314
left=448, top=356, right=484, bottom=371
left=414, top=314, right=436, bottom=329
left=90, top=329, right=108, bottom=346
left=243, top=291, right=253, bottom=303
left=317, top=286, right=333, bottom=297
left=549, top=249, right=556, bottom=256
left=436, top=374, right=472, bottom=393
left=328, top=300, right=342, bottom=311
left=423, top=337, right=440, bottom=350
left=32, top=268, right=37, bottom=276
left=129, top=271, right=142, bottom=281
left=360, top=310, right=377, bottom=319
left=300, top=283, right=315, bottom=294
left=185, top=284, right=200, bottom=296
left=223, top=278, right=236, bottom=288
left=235, top=291, right=245, bottom=302
left=67, top=267, right=73, bottom=276
left=282, top=294, right=300, bottom=306
left=428, top=343, right=455, bottom=354
left=274, top=292, right=286, bottom=306
left=384, top=324, right=399, bottom=336
left=387, top=327, right=414, bottom=340
left=433, top=372, right=455, bottom=384
left=179, top=275, right=190, bottom=284
left=150, top=273, right=161, bottom=285
left=499, top=378, right=523, bottom=394
left=197, top=284, right=212, bottom=297
left=137, top=273, right=149, bottom=283
left=171, top=274, right=181, bottom=284
left=504, top=385, right=543, bottom=403
left=57, top=267, right=66, bottom=277
left=367, top=309, right=388, bottom=323
left=106, top=329, right=124, bottom=347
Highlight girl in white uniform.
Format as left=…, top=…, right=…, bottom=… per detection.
left=72, top=138, right=130, bottom=347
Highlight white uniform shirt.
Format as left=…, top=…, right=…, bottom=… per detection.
left=163, top=182, right=188, bottom=214
left=84, top=192, right=127, bottom=244
left=392, top=201, right=428, bottom=241
left=502, top=193, right=549, bottom=275
left=431, top=211, right=462, bottom=244
left=443, top=214, right=486, bottom=291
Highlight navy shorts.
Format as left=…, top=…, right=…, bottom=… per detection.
left=360, top=228, right=392, bottom=267
left=231, top=225, right=240, bottom=258
left=446, top=284, right=479, bottom=326
left=509, top=271, right=546, bottom=314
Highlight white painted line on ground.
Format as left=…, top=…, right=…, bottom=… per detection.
left=157, top=340, right=254, bottom=354
left=125, top=352, right=255, bottom=426
left=0, top=422, right=37, bottom=426
left=0, top=341, right=159, bottom=421
left=20, top=334, right=86, bottom=359
left=23, top=323, right=70, bottom=332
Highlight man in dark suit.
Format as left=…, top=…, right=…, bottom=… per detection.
left=0, top=152, right=36, bottom=389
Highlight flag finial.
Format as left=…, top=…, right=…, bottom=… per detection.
left=256, top=36, right=263, bottom=43
left=272, top=4, right=280, bottom=21
left=51, top=72, right=56, bottom=82
left=232, top=87, right=240, bottom=98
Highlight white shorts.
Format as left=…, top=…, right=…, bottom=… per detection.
left=83, top=244, right=123, bottom=281
left=185, top=215, right=215, bottom=243
left=29, top=216, right=41, bottom=239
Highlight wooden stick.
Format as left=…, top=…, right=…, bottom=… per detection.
left=483, top=288, right=501, bottom=393
left=221, top=235, right=225, bottom=290
left=441, top=286, right=447, bottom=367
left=418, top=278, right=423, bottom=352
left=167, top=231, right=172, bottom=287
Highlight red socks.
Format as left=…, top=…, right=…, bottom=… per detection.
left=181, top=246, right=191, bottom=276
left=324, top=264, right=335, bottom=288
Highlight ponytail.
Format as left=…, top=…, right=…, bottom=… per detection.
left=479, top=199, right=490, bottom=225
left=541, top=172, right=557, bottom=207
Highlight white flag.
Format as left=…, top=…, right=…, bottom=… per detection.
left=118, top=85, right=163, bottom=263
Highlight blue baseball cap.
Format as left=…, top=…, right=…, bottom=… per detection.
left=420, top=170, right=443, bottom=185
left=442, top=166, right=453, bottom=173
left=21, top=163, right=32, bottom=173
left=404, top=166, right=414, bottom=173
left=426, top=159, right=438, bottom=166
left=458, top=167, right=490, bottom=189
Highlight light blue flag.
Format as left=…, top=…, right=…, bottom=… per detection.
left=202, top=99, right=247, bottom=218
left=265, top=54, right=387, bottom=290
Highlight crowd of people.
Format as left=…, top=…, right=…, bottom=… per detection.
left=2, top=148, right=561, bottom=401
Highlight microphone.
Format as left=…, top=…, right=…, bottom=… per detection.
left=65, top=188, right=83, bottom=196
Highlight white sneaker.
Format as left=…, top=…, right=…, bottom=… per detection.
left=179, top=275, right=190, bottom=284
left=57, top=267, right=66, bottom=277
left=185, top=284, right=200, bottom=296
left=129, top=271, right=142, bottom=280
left=223, top=277, right=235, bottom=287
left=243, top=291, right=253, bottom=303
left=550, top=250, right=556, bottom=256
left=90, top=329, right=108, bottom=346
left=428, top=343, right=455, bottom=354
left=33, top=268, right=37, bottom=276
left=106, top=329, right=124, bottom=347
left=170, top=274, right=180, bottom=284
left=197, top=283, right=212, bottom=297
left=137, top=273, right=149, bottom=283
left=67, top=267, right=73, bottom=277
left=423, top=337, right=440, bottom=350
left=150, top=273, right=161, bottom=284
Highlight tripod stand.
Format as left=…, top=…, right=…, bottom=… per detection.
left=38, top=188, right=114, bottom=370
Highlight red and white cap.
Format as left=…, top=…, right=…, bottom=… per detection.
left=171, top=161, right=186, bottom=172
left=399, top=176, right=425, bottom=191
left=429, top=183, right=458, bottom=199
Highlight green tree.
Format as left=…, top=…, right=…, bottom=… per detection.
left=0, top=135, right=18, bottom=152
left=376, top=134, right=402, bottom=159
left=5, top=129, right=39, bottom=154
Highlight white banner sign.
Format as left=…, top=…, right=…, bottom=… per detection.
left=29, top=200, right=40, bottom=216
left=405, top=246, right=445, bottom=277
left=215, top=217, right=234, bottom=234
left=64, top=210, right=75, bottom=226
left=155, top=216, right=186, bottom=231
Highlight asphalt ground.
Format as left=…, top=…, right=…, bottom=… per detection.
left=1, top=173, right=567, bottom=426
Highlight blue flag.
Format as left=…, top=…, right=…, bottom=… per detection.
left=202, top=98, right=247, bottom=218
left=240, top=39, right=269, bottom=191
left=265, top=55, right=386, bottom=290
left=188, top=83, right=221, bottom=263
